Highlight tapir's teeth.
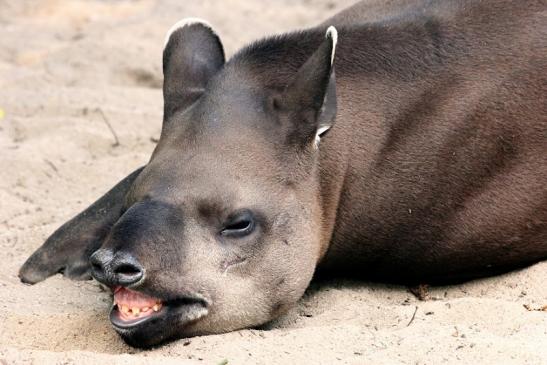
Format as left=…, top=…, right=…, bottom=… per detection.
left=113, top=287, right=164, bottom=318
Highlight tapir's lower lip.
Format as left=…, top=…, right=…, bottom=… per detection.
left=108, top=286, right=209, bottom=334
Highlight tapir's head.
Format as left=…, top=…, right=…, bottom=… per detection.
left=20, top=19, right=338, bottom=348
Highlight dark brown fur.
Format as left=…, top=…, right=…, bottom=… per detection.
left=315, top=0, right=547, bottom=282
left=225, top=0, right=547, bottom=282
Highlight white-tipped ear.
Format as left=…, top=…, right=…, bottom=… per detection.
left=162, top=17, right=225, bottom=119
left=314, top=125, right=331, bottom=148
left=164, top=17, right=217, bottom=48
left=325, top=26, right=338, bottom=66
left=313, top=26, right=338, bottom=149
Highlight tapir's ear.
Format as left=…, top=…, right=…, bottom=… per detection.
left=162, top=18, right=225, bottom=120
left=18, top=168, right=143, bottom=284
left=279, top=26, right=338, bottom=148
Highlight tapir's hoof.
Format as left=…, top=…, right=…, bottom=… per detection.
left=18, top=267, right=44, bottom=285
left=19, top=250, right=55, bottom=284
left=19, top=249, right=92, bottom=284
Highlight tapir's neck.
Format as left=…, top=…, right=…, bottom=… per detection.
left=314, top=20, right=459, bottom=260
left=229, top=14, right=457, bottom=94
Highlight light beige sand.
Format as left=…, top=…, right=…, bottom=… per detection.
left=0, top=1, right=546, bottom=364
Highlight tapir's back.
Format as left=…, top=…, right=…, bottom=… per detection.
left=323, top=0, right=455, bottom=26
left=315, top=0, right=547, bottom=282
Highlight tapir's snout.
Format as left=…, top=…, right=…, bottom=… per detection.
left=90, top=249, right=145, bottom=287
left=85, top=199, right=212, bottom=348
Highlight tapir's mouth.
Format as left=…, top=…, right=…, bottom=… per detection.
left=110, top=286, right=164, bottom=328
left=109, top=286, right=209, bottom=336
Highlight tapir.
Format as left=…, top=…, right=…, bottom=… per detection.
left=19, top=0, right=546, bottom=348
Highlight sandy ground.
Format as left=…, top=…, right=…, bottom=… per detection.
left=0, top=0, right=546, bottom=364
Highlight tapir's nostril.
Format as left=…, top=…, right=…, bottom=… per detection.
left=89, top=249, right=143, bottom=286
left=91, top=261, right=102, bottom=272
left=115, top=264, right=141, bottom=276
left=111, top=254, right=144, bottom=285
left=89, top=249, right=113, bottom=282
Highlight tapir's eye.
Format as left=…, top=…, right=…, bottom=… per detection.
left=221, top=210, right=255, bottom=237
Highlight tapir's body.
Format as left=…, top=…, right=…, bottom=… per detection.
left=313, top=0, right=547, bottom=282
left=19, top=0, right=546, bottom=347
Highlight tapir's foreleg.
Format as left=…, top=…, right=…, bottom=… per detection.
left=19, top=167, right=143, bottom=284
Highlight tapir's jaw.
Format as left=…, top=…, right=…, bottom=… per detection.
left=109, top=286, right=209, bottom=347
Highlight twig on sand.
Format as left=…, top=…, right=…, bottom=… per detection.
left=96, top=107, right=120, bottom=147
left=406, top=306, right=418, bottom=327
left=44, top=159, right=59, bottom=174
